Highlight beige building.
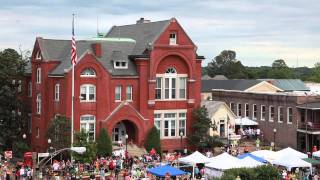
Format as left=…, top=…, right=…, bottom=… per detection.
left=202, top=100, right=236, bottom=137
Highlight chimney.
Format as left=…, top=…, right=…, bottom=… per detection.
left=92, top=43, right=102, bottom=57
left=136, top=17, right=151, bottom=24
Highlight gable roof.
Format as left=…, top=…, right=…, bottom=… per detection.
left=201, top=79, right=262, bottom=92
left=201, top=100, right=236, bottom=118
left=261, top=79, right=309, bottom=91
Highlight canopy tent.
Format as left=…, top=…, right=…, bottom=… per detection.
left=179, top=151, right=210, bottom=164
left=206, top=152, right=245, bottom=170
left=235, top=117, right=258, bottom=126
left=272, top=155, right=312, bottom=171
left=147, top=165, right=187, bottom=177
left=251, top=150, right=279, bottom=162
left=303, top=158, right=320, bottom=166
left=276, top=147, right=307, bottom=159
left=237, top=153, right=267, bottom=163
left=239, top=156, right=264, bottom=168
left=312, top=150, right=320, bottom=158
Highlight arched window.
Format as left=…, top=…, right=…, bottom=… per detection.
left=165, top=67, right=176, bottom=74
left=80, top=84, right=96, bottom=102
left=54, top=83, right=60, bottom=101
left=80, top=68, right=96, bottom=77
left=36, top=94, right=41, bottom=114
left=80, top=115, right=96, bottom=141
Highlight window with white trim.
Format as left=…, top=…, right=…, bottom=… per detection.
left=80, top=84, right=96, bottom=102
left=36, top=94, right=41, bottom=114
left=154, top=110, right=187, bottom=138
left=269, top=106, right=275, bottom=122
left=164, top=113, right=176, bottom=137
left=126, top=85, right=132, bottom=101
left=261, top=105, right=266, bottom=121
left=287, top=107, right=293, bottom=124
left=114, top=60, right=128, bottom=69
left=253, top=104, right=257, bottom=120
left=154, top=113, right=162, bottom=136
left=237, top=103, right=242, bottom=117
left=178, top=113, right=186, bottom=136
left=54, top=83, right=60, bottom=101
left=36, top=68, right=41, bottom=84
left=230, top=102, right=235, bottom=114
left=81, top=68, right=96, bottom=77
left=278, top=106, right=284, bottom=123
left=115, top=85, right=121, bottom=101
left=169, top=32, right=177, bottom=45
left=28, top=82, right=32, bottom=97
left=80, top=115, right=96, bottom=141
left=156, top=67, right=187, bottom=100
left=245, top=103, right=249, bottom=117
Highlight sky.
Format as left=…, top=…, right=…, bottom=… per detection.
left=1, top=0, right=320, bottom=67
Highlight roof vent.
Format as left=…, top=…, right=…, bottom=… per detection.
left=136, top=18, right=151, bottom=24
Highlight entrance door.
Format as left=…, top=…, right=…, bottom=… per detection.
left=220, top=124, right=225, bottom=137
left=112, top=122, right=126, bottom=143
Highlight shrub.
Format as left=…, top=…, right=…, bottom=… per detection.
left=96, top=128, right=113, bottom=157
left=144, top=126, right=161, bottom=154
left=220, top=165, right=280, bottom=180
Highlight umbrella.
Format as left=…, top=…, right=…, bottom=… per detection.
left=147, top=165, right=187, bottom=177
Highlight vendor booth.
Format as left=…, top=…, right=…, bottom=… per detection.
left=147, top=165, right=187, bottom=178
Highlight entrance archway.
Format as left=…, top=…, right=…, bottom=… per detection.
left=111, top=120, right=137, bottom=144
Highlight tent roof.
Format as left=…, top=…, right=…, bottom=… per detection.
left=147, top=165, right=187, bottom=177
left=235, top=117, right=259, bottom=126
left=276, top=147, right=307, bottom=159
left=239, top=156, right=264, bottom=168
left=179, top=151, right=210, bottom=164
left=237, top=153, right=267, bottom=163
left=206, top=152, right=244, bottom=170
left=251, top=150, right=279, bottom=162
left=272, top=155, right=311, bottom=170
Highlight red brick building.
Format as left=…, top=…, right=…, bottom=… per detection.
left=29, top=18, right=203, bottom=152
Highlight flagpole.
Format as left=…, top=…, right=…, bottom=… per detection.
left=71, top=13, right=75, bottom=155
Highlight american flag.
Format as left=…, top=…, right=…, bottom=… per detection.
left=71, top=15, right=77, bottom=65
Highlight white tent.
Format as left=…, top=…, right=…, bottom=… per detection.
left=313, top=150, right=320, bottom=158
left=276, top=147, right=307, bottom=159
left=206, top=152, right=245, bottom=170
left=235, top=117, right=258, bottom=126
left=272, top=155, right=312, bottom=171
left=179, top=151, right=210, bottom=164
left=251, top=150, right=279, bottom=162
left=239, top=156, right=264, bottom=168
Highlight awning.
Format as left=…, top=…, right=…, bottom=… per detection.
left=235, top=117, right=258, bottom=126
left=303, top=158, right=320, bottom=165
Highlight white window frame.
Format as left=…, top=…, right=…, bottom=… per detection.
left=80, top=115, right=96, bottom=141
left=155, top=77, right=162, bottom=99
left=36, top=67, right=41, bottom=84
left=252, top=104, right=257, bottom=120
left=126, top=85, right=133, bottom=101
left=230, top=102, right=235, bottom=114
left=260, top=105, right=266, bottom=121
left=80, top=68, right=96, bottom=77
left=54, top=83, right=60, bottom=101
left=115, top=85, right=122, bottom=101
left=80, top=84, right=96, bottom=102
left=269, top=106, right=274, bottom=122
left=28, top=82, right=32, bottom=97
left=36, top=94, right=41, bottom=115
left=245, top=103, right=249, bottom=117
left=237, top=103, right=242, bottom=117
left=287, top=107, right=293, bottom=124
left=278, top=106, right=284, bottom=123
left=114, top=60, right=128, bottom=69
left=169, top=32, right=177, bottom=45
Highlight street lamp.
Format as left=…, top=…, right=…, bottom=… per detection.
left=180, top=131, right=184, bottom=153
left=23, top=133, right=27, bottom=139
left=273, top=128, right=277, bottom=151
left=48, top=138, right=51, bottom=144
left=125, top=134, right=128, bottom=152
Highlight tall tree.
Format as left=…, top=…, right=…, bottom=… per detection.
left=96, top=128, right=112, bottom=157
left=308, top=62, right=320, bottom=82
left=271, top=59, right=288, bottom=69
left=144, top=126, right=161, bottom=154
left=73, top=131, right=97, bottom=163
left=46, top=115, right=71, bottom=150
left=206, top=50, right=248, bottom=79
left=269, top=59, right=294, bottom=78
left=0, top=48, right=29, bottom=156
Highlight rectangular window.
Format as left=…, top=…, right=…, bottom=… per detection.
left=28, top=82, right=32, bottom=97
left=237, top=103, right=242, bottom=117
left=169, top=32, right=177, bottom=45
left=115, top=85, right=121, bottom=101
left=230, top=102, right=235, bottom=114
left=179, top=77, right=186, bottom=99
left=164, top=113, right=176, bottom=137
left=278, top=106, right=284, bottom=123
left=261, top=105, right=266, bottom=121
left=126, top=85, right=133, bottom=101
left=80, top=86, right=86, bottom=100
left=54, top=83, right=60, bottom=101
left=253, top=104, right=257, bottom=120
left=89, top=86, right=95, bottom=100
left=80, top=84, right=96, bottom=102
left=287, top=107, right=293, bottom=124
left=36, top=68, right=41, bottom=84
left=80, top=115, right=96, bottom=141
left=269, top=106, right=275, bottom=122
left=171, top=78, right=176, bottom=99
left=36, top=94, right=41, bottom=114
left=154, top=110, right=187, bottom=138
left=179, top=113, right=186, bottom=136
left=165, top=78, right=170, bottom=99
left=155, top=77, right=162, bottom=99
left=114, top=60, right=128, bottom=69
left=154, top=113, right=162, bottom=136
left=245, top=103, right=249, bottom=117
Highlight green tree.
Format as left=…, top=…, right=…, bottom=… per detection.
left=220, top=165, right=280, bottom=180
left=46, top=115, right=71, bottom=150
left=254, top=165, right=281, bottom=180
left=144, top=126, right=161, bottom=154
left=308, top=62, right=320, bottom=82
left=188, top=106, right=216, bottom=149
left=206, top=50, right=249, bottom=79
left=272, top=59, right=288, bottom=68
left=73, top=131, right=97, bottom=163
left=96, top=128, right=112, bottom=157
left=0, top=48, right=29, bottom=156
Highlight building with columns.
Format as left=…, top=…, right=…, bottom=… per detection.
left=29, top=18, right=203, bottom=152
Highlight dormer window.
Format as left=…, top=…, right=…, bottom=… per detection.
left=81, top=68, right=96, bottom=77
left=169, top=32, right=177, bottom=45
left=114, top=60, right=128, bottom=69
left=35, top=51, right=42, bottom=60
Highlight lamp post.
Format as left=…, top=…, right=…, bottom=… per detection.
left=273, top=128, right=277, bottom=151
left=125, top=134, right=128, bottom=152
left=180, top=131, right=183, bottom=153
left=23, top=133, right=27, bottom=140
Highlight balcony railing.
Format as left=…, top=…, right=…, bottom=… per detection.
left=298, top=122, right=320, bottom=131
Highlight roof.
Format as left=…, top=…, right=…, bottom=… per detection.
left=105, top=19, right=171, bottom=55
left=201, top=79, right=262, bottom=92
left=261, top=79, right=309, bottom=91
left=201, top=101, right=227, bottom=118
left=296, top=102, right=320, bottom=110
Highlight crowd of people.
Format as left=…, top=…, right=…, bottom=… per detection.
left=0, top=161, right=33, bottom=180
